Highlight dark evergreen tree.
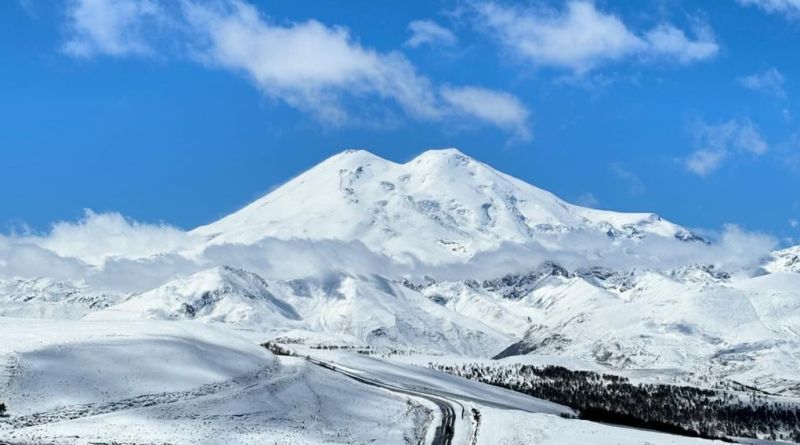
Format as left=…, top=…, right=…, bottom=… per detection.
left=429, top=362, right=800, bottom=442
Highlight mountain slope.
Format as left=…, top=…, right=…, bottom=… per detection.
left=192, top=149, right=698, bottom=264
left=90, top=266, right=511, bottom=356
left=0, top=318, right=431, bottom=445
left=89, top=266, right=300, bottom=324
left=767, top=245, right=800, bottom=273
left=412, top=264, right=800, bottom=395
left=5, top=147, right=800, bottom=401
left=0, top=278, right=121, bottom=319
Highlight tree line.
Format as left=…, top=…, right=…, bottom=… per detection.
left=430, top=362, right=800, bottom=442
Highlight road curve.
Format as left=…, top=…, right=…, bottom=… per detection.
left=304, top=356, right=457, bottom=445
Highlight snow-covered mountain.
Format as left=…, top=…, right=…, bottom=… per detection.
left=90, top=266, right=511, bottom=356
left=4, top=148, right=799, bottom=383
left=0, top=278, right=121, bottom=319
left=767, top=245, right=800, bottom=273
left=92, top=266, right=301, bottom=324
left=3, top=147, right=800, bottom=443
left=411, top=264, right=800, bottom=395
left=193, top=149, right=700, bottom=264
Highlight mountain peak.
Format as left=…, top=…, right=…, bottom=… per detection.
left=324, top=148, right=389, bottom=166
left=326, top=148, right=475, bottom=168
left=414, top=147, right=467, bottom=158
left=410, top=148, right=472, bottom=165
left=194, top=148, right=690, bottom=263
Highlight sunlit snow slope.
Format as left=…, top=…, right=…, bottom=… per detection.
left=193, top=149, right=697, bottom=264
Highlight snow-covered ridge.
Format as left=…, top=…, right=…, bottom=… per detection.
left=89, top=266, right=512, bottom=356
left=84, top=254, right=800, bottom=395
left=0, top=278, right=122, bottom=319
left=410, top=260, right=800, bottom=395
left=91, top=266, right=301, bottom=324
left=192, top=148, right=698, bottom=264
left=767, top=245, right=800, bottom=273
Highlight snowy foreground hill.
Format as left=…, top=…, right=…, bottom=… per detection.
left=2, top=148, right=800, bottom=444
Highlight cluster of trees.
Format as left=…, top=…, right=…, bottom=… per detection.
left=430, top=363, right=800, bottom=442
left=262, top=340, right=423, bottom=359
left=0, top=402, right=6, bottom=416
left=309, top=344, right=378, bottom=355
left=269, top=336, right=307, bottom=345
left=309, top=344, right=373, bottom=351
left=308, top=344, right=421, bottom=357
left=260, top=341, right=295, bottom=356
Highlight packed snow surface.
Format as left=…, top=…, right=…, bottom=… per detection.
left=0, top=318, right=431, bottom=445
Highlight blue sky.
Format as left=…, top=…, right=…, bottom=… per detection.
left=1, top=0, right=799, bottom=243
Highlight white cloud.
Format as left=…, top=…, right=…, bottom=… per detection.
left=29, top=210, right=199, bottom=266
left=685, top=149, right=726, bottom=176
left=0, top=237, right=88, bottom=280
left=62, top=0, right=164, bottom=57
left=737, top=0, right=800, bottom=18
left=59, top=0, right=529, bottom=138
left=440, top=86, right=531, bottom=140
left=423, top=224, right=776, bottom=280
left=739, top=68, right=786, bottom=98
left=643, top=24, right=719, bottom=64
left=473, top=1, right=718, bottom=73
left=184, top=1, right=441, bottom=125
left=790, top=219, right=799, bottom=229
left=0, top=211, right=778, bottom=291
left=406, top=19, right=457, bottom=48
left=684, top=119, right=769, bottom=176
left=737, top=123, right=769, bottom=155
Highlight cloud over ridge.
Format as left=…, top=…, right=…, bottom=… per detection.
left=0, top=207, right=778, bottom=295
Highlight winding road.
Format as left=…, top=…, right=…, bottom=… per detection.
left=304, top=356, right=458, bottom=445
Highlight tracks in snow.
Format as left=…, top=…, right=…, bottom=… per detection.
left=0, top=365, right=277, bottom=430
left=303, top=356, right=460, bottom=445
left=2, top=351, right=471, bottom=445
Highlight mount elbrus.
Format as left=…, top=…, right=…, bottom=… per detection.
left=2, top=149, right=799, bottom=444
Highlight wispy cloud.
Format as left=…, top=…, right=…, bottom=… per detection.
left=29, top=209, right=199, bottom=265
left=684, top=119, right=769, bottom=176
left=405, top=19, right=457, bottom=48
left=62, top=0, right=166, bottom=58
left=0, top=211, right=778, bottom=289
left=17, top=0, right=38, bottom=18
left=610, top=163, right=645, bottom=196
left=183, top=1, right=442, bottom=125
left=685, top=149, right=727, bottom=177
left=440, top=86, right=531, bottom=140
left=471, top=1, right=718, bottom=73
left=737, top=0, right=800, bottom=19
left=574, top=192, right=600, bottom=207
left=59, top=0, right=531, bottom=138
left=738, top=68, right=786, bottom=98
